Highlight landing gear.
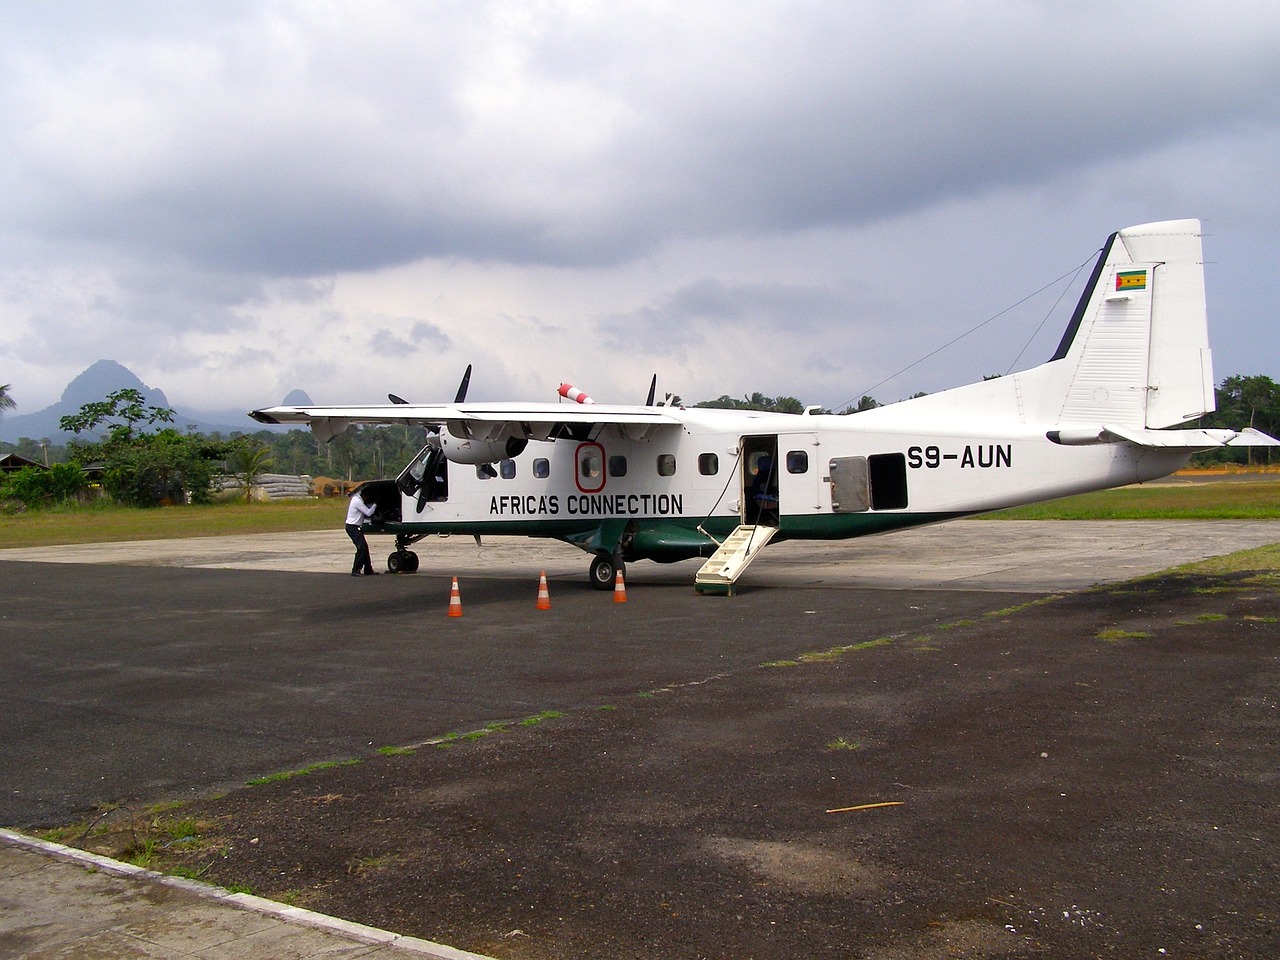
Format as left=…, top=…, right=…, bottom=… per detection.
left=387, top=533, right=425, bottom=573
left=589, top=552, right=623, bottom=591
left=387, top=550, right=420, bottom=574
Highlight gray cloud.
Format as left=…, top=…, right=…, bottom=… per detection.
left=1, top=2, right=1278, bottom=412
left=4, top=2, right=1278, bottom=278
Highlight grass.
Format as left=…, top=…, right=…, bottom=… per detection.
left=246, top=758, right=360, bottom=786
left=1, top=477, right=1276, bottom=551
left=1097, top=628, right=1152, bottom=642
left=986, top=480, right=1280, bottom=520
left=826, top=737, right=861, bottom=751
left=0, top=499, right=338, bottom=548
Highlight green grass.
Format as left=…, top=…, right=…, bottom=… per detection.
left=246, top=758, right=360, bottom=786
left=0, top=499, right=338, bottom=548
left=985, top=480, right=1280, bottom=520
left=2, top=479, right=1276, bottom=551
left=1097, top=628, right=1152, bottom=642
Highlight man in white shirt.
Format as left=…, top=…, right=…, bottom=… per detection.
left=345, top=487, right=379, bottom=576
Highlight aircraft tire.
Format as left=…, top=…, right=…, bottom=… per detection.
left=588, top=552, right=621, bottom=591
left=388, top=550, right=418, bottom=574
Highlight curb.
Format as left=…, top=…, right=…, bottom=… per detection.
left=0, top=827, right=495, bottom=960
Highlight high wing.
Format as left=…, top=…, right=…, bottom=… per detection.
left=250, top=401, right=682, bottom=444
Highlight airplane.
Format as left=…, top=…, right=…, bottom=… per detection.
left=251, top=219, right=1278, bottom=594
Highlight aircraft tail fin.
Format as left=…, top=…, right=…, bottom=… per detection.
left=1051, top=219, right=1214, bottom=431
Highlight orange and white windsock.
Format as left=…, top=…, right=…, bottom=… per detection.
left=557, top=382, right=595, bottom=404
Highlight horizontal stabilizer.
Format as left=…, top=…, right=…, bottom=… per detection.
left=1099, top=424, right=1279, bottom=450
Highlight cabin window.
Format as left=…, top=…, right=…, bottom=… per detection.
left=786, top=450, right=809, bottom=474
left=499, top=459, right=517, bottom=479
left=698, top=453, right=718, bottom=475
left=580, top=453, right=601, bottom=479
left=533, top=458, right=550, bottom=479
left=608, top=455, right=628, bottom=478
left=657, top=454, right=676, bottom=477
left=475, top=464, right=497, bottom=480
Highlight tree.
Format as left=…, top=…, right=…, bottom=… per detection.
left=0, top=384, right=14, bottom=414
left=58, top=388, right=175, bottom=441
left=231, top=442, right=274, bottom=502
left=60, top=390, right=233, bottom=506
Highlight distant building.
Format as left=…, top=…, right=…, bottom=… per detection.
left=0, top=453, right=44, bottom=473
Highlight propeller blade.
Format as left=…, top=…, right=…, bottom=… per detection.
left=454, top=364, right=473, bottom=404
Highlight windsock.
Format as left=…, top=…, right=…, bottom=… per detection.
left=558, top=382, right=595, bottom=404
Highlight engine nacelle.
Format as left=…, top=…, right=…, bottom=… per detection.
left=438, top=432, right=528, bottom=465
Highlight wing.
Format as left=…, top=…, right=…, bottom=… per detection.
left=250, top=401, right=682, bottom=444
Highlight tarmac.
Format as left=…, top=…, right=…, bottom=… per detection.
left=2, top=518, right=1278, bottom=959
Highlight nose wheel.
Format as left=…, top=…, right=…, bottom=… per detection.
left=589, top=552, right=623, bottom=591
left=388, top=550, right=419, bottom=573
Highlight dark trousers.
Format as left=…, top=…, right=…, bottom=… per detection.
left=346, top=523, right=374, bottom=574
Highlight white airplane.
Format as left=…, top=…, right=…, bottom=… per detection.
left=251, top=219, right=1277, bottom=593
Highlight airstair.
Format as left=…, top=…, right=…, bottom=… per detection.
left=694, top=524, right=778, bottom=596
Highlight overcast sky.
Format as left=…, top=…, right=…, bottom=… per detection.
left=2, top=1, right=1278, bottom=420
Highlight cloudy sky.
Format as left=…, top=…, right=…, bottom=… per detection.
left=2, top=1, right=1278, bottom=421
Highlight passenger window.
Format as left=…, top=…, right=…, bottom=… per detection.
left=608, top=455, right=628, bottom=478
left=786, top=450, right=809, bottom=474
left=475, top=464, right=496, bottom=480
left=657, top=454, right=676, bottom=477
left=581, top=453, right=601, bottom=479
left=500, top=459, right=517, bottom=479
left=533, top=458, right=550, bottom=479
left=698, top=453, right=718, bottom=476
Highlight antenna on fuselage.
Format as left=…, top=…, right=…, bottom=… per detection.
left=645, top=373, right=657, bottom=406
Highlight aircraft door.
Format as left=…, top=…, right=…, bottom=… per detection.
left=776, top=433, right=821, bottom=526
left=740, top=435, right=779, bottom=526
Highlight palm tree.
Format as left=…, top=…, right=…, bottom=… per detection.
left=232, top=444, right=274, bottom=502
left=0, top=384, right=15, bottom=414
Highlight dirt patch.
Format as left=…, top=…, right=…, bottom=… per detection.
left=51, top=571, right=1280, bottom=959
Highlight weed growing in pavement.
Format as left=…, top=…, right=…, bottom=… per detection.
left=985, top=596, right=1064, bottom=619
left=519, top=710, right=565, bottom=725
left=1097, top=628, right=1152, bottom=642
left=826, top=737, right=861, bottom=751
left=246, top=759, right=360, bottom=786
left=377, top=745, right=416, bottom=756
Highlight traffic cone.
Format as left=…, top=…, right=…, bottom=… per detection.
left=613, top=569, right=627, bottom=603
left=536, top=571, right=551, bottom=610
left=447, top=576, right=463, bottom=617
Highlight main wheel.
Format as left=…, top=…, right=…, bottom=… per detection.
left=387, top=550, right=411, bottom=574
left=588, top=552, right=621, bottom=591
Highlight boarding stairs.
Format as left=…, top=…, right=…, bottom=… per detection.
left=694, top=524, right=778, bottom=596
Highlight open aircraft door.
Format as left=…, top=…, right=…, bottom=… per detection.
left=776, top=432, right=823, bottom=528
left=740, top=433, right=822, bottom=527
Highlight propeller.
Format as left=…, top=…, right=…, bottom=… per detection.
left=454, top=364, right=472, bottom=403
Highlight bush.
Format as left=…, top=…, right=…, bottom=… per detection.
left=0, top=463, right=88, bottom=510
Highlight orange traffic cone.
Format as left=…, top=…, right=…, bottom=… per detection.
left=447, top=576, right=463, bottom=617
left=536, top=571, right=551, bottom=610
left=613, top=569, right=627, bottom=603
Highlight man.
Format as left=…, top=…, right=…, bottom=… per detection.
left=345, top=486, right=379, bottom=576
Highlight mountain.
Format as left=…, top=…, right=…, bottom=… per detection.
left=0, top=360, right=266, bottom=443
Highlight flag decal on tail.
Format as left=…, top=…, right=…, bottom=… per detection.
left=1116, top=270, right=1147, bottom=291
